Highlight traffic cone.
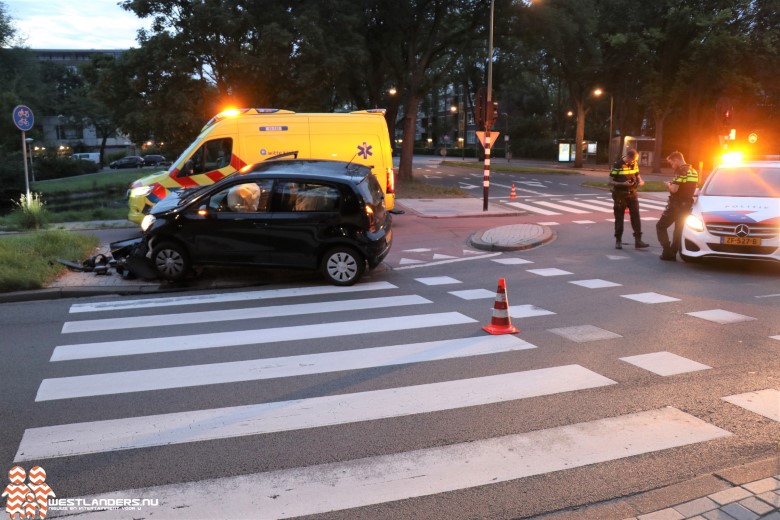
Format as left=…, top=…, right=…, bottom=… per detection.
left=510, top=184, right=517, bottom=200
left=483, top=278, right=520, bottom=335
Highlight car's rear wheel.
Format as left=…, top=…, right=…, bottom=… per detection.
left=321, top=246, right=365, bottom=286
left=151, top=241, right=191, bottom=281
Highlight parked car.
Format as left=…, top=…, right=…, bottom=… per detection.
left=110, top=156, right=145, bottom=169
left=680, top=158, right=780, bottom=263
left=137, top=159, right=393, bottom=285
left=142, top=154, right=171, bottom=167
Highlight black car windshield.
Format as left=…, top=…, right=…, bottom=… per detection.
left=704, top=166, right=780, bottom=197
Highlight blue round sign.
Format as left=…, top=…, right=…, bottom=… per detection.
left=12, top=105, right=34, bottom=132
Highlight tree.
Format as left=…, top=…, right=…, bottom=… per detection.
left=526, top=0, right=603, bottom=168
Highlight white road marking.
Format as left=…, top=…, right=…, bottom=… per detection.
left=620, top=352, right=711, bottom=376
left=722, top=389, right=780, bottom=422
left=573, top=220, right=596, bottom=224
left=548, top=325, right=622, bottom=343
left=62, top=295, right=431, bottom=334
left=394, top=252, right=502, bottom=270
left=39, top=331, right=535, bottom=402
left=527, top=268, right=573, bottom=277
left=18, top=365, right=614, bottom=461
left=506, top=202, right=560, bottom=215
left=621, top=292, right=681, bottom=304
left=449, top=289, right=496, bottom=300
left=561, top=200, right=614, bottom=213
left=534, top=200, right=590, bottom=214
left=415, top=276, right=461, bottom=286
left=62, top=408, right=729, bottom=519
left=50, top=312, right=477, bottom=363
left=492, top=258, right=533, bottom=265
left=68, top=282, right=397, bottom=314
left=569, top=279, right=622, bottom=289
left=686, top=309, right=757, bottom=324
left=509, top=304, right=555, bottom=319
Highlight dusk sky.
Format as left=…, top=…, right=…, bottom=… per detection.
left=6, top=0, right=150, bottom=49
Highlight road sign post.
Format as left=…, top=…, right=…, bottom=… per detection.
left=12, top=105, right=35, bottom=201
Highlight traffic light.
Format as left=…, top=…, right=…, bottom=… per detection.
left=486, top=100, right=499, bottom=129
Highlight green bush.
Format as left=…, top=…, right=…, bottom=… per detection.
left=34, top=156, right=99, bottom=180
left=7, top=192, right=49, bottom=230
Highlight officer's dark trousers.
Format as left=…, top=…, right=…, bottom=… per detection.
left=656, top=199, right=692, bottom=252
left=612, top=190, right=641, bottom=240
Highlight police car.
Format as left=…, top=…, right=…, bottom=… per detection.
left=680, top=155, right=780, bottom=263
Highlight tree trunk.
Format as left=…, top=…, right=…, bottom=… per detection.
left=574, top=100, right=585, bottom=168
left=397, top=92, right=421, bottom=182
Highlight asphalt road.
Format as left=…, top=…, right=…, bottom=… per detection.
left=1, top=164, right=778, bottom=519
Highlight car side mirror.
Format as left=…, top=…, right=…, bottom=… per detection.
left=197, top=204, right=210, bottom=217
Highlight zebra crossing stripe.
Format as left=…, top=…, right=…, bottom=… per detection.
left=39, top=322, right=539, bottom=402
left=50, top=312, right=477, bottom=363
left=62, top=407, right=729, bottom=519
left=533, top=200, right=590, bottom=214
left=68, top=281, right=398, bottom=314
left=62, top=295, right=431, bottom=334
left=558, top=200, right=614, bottom=213
left=17, top=365, right=613, bottom=461
left=506, top=201, right=560, bottom=215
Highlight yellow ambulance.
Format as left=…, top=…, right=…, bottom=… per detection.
left=127, top=108, right=395, bottom=223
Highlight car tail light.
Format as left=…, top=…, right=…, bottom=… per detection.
left=386, top=167, right=395, bottom=194
left=365, top=205, right=377, bottom=232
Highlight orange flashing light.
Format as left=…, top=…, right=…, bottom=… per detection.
left=721, top=151, right=744, bottom=164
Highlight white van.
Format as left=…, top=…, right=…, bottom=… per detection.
left=72, top=152, right=100, bottom=164
left=127, top=108, right=395, bottom=223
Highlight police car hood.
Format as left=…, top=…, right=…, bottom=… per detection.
left=696, top=195, right=780, bottom=226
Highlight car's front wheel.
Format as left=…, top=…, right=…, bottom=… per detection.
left=321, top=246, right=365, bottom=286
left=151, top=241, right=191, bottom=281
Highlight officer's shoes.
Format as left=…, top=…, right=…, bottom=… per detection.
left=659, top=248, right=677, bottom=261
left=635, top=239, right=649, bottom=249
left=615, top=239, right=622, bottom=250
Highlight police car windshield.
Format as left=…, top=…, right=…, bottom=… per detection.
left=704, top=166, right=780, bottom=198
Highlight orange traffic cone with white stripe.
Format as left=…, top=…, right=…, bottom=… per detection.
left=483, top=278, right=519, bottom=335
left=510, top=184, right=517, bottom=199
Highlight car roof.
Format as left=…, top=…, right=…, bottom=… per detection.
left=241, top=159, right=372, bottom=182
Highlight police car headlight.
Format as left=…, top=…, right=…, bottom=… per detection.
left=140, top=214, right=156, bottom=232
left=685, top=214, right=705, bottom=232
left=130, top=186, right=152, bottom=198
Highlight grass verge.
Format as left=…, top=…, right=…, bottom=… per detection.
left=441, top=161, right=580, bottom=175
left=0, top=230, right=100, bottom=292
left=395, top=178, right=467, bottom=198
left=31, top=169, right=149, bottom=194
left=581, top=180, right=668, bottom=192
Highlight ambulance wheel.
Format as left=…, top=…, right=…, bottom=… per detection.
left=321, top=246, right=364, bottom=286
left=151, top=241, right=191, bottom=281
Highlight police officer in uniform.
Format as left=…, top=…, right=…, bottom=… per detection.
left=609, top=148, right=649, bottom=250
left=657, top=151, right=699, bottom=261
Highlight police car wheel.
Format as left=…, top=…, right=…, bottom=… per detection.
left=321, top=246, right=365, bottom=286
left=152, top=241, right=191, bottom=281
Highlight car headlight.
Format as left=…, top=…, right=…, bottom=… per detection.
left=130, top=186, right=152, bottom=198
left=685, top=214, right=705, bottom=232
left=140, top=214, right=156, bottom=232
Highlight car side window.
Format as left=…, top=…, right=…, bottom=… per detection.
left=273, top=182, right=340, bottom=212
left=186, top=138, right=233, bottom=176
left=209, top=180, right=273, bottom=213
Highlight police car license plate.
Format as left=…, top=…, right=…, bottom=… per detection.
left=722, top=236, right=761, bottom=246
